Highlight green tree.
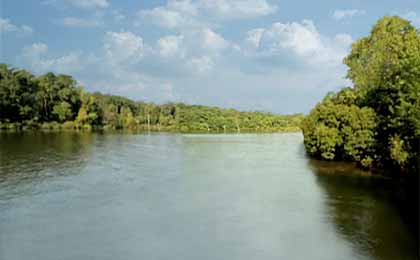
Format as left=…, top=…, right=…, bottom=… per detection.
left=76, top=107, right=89, bottom=124
left=53, top=101, right=72, bottom=122
left=302, top=100, right=377, bottom=166
left=303, top=16, right=419, bottom=173
left=344, top=16, right=420, bottom=172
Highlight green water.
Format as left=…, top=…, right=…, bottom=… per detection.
left=0, top=132, right=417, bottom=260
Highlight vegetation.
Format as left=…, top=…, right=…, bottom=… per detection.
left=302, top=16, right=420, bottom=175
left=0, top=64, right=303, bottom=133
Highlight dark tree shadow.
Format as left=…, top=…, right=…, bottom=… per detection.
left=0, top=131, right=94, bottom=199
left=307, top=159, right=419, bottom=260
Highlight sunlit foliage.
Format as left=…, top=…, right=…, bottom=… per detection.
left=0, top=64, right=303, bottom=133
left=302, top=16, right=420, bottom=174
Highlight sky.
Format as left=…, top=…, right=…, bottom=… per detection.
left=1, top=0, right=419, bottom=114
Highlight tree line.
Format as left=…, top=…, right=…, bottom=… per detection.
left=302, top=16, right=420, bottom=175
left=0, top=65, right=303, bottom=132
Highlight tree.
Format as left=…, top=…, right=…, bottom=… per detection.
left=0, top=65, right=38, bottom=122
left=76, top=107, right=89, bottom=124
left=303, top=16, right=419, bottom=173
left=302, top=99, right=377, bottom=166
left=79, top=93, right=103, bottom=126
left=344, top=16, right=420, bottom=172
left=53, top=101, right=72, bottom=122
left=0, top=64, right=303, bottom=133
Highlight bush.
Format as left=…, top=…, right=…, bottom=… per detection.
left=62, top=121, right=76, bottom=130
left=82, top=124, right=92, bottom=131
left=302, top=100, right=377, bottom=163
left=41, top=121, right=61, bottom=130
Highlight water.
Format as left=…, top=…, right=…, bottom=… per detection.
left=0, top=132, right=417, bottom=260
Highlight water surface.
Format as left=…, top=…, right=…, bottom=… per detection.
left=0, top=132, right=417, bottom=260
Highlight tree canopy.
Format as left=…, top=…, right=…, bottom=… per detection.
left=0, top=64, right=303, bottom=133
left=302, top=16, right=420, bottom=175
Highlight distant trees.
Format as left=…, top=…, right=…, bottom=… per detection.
left=302, top=16, right=420, bottom=174
left=0, top=64, right=303, bottom=132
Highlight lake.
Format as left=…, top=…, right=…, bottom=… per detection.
left=0, top=132, right=417, bottom=260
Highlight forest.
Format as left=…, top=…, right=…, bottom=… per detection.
left=0, top=65, right=303, bottom=133
left=302, top=16, right=420, bottom=176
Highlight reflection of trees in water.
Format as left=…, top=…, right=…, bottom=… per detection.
left=0, top=132, right=94, bottom=197
left=307, top=159, right=418, bottom=260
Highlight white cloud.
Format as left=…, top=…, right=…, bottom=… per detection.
left=264, top=20, right=323, bottom=56
left=188, top=56, right=214, bottom=73
left=168, top=0, right=198, bottom=16
left=64, top=0, right=109, bottom=10
left=21, top=43, right=83, bottom=74
left=21, top=25, right=34, bottom=35
left=199, top=0, right=277, bottom=19
left=62, top=17, right=103, bottom=27
left=68, top=0, right=109, bottom=9
left=244, top=20, right=353, bottom=67
left=245, top=28, right=265, bottom=49
left=0, top=18, right=33, bottom=36
left=112, top=10, right=126, bottom=22
left=103, top=31, right=145, bottom=64
left=17, top=17, right=355, bottom=113
left=401, top=11, right=420, bottom=27
left=334, top=33, right=354, bottom=46
left=0, top=18, right=17, bottom=32
left=158, top=35, right=185, bottom=58
left=43, top=0, right=109, bottom=10
left=23, top=43, right=48, bottom=56
left=154, top=28, right=230, bottom=64
left=139, top=7, right=189, bottom=29
left=332, top=9, right=366, bottom=20
left=138, top=0, right=277, bottom=29
left=200, top=28, right=230, bottom=51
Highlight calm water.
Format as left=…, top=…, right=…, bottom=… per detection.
left=0, top=132, right=417, bottom=260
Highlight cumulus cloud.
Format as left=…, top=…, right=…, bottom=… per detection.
left=103, top=31, right=145, bottom=64
left=93, top=31, right=176, bottom=102
left=44, top=0, right=109, bottom=10
left=332, top=9, right=366, bottom=20
left=199, top=0, right=277, bottom=19
left=138, top=0, right=277, bottom=29
left=188, top=56, right=214, bottom=73
left=245, top=28, right=265, bottom=49
left=18, top=17, right=354, bottom=112
left=139, top=7, right=190, bottom=29
left=68, top=0, right=109, bottom=9
left=199, top=28, right=230, bottom=51
left=62, top=17, right=103, bottom=27
left=243, top=20, right=353, bottom=67
left=21, top=43, right=83, bottom=74
left=0, top=18, right=33, bottom=36
left=158, top=35, right=185, bottom=58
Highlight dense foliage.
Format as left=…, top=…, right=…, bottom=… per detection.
left=302, top=16, right=420, bottom=175
left=0, top=64, right=303, bottom=133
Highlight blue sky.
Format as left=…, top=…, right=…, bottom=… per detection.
left=1, top=0, right=419, bottom=113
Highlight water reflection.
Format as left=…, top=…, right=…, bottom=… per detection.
left=0, top=133, right=417, bottom=260
left=308, top=159, right=419, bottom=260
left=0, top=132, right=93, bottom=199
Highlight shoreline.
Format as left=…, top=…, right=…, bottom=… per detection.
left=0, top=129, right=303, bottom=134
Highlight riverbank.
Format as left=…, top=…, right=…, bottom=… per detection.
left=0, top=121, right=302, bottom=133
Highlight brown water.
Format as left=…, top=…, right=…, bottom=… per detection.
left=0, top=132, right=417, bottom=260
